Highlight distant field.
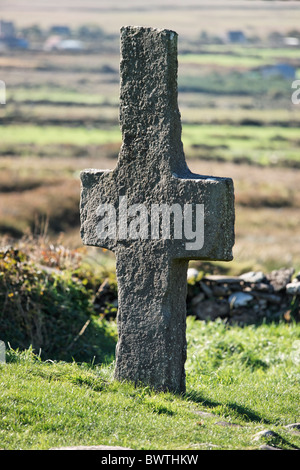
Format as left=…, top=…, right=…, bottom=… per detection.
left=1, top=0, right=300, bottom=37
left=7, top=89, right=112, bottom=106
left=1, top=123, right=299, bottom=168
left=184, top=124, right=300, bottom=166
left=179, top=54, right=266, bottom=68
left=180, top=44, right=300, bottom=70
left=198, top=45, right=300, bottom=61
left=0, top=124, right=121, bottom=146
left=180, top=107, right=300, bottom=126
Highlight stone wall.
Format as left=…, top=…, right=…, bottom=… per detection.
left=94, top=267, right=300, bottom=325
left=186, top=267, right=300, bottom=324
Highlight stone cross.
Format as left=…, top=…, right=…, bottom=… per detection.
left=80, top=26, right=235, bottom=393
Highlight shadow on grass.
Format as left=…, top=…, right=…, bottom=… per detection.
left=5, top=317, right=117, bottom=366
left=185, top=391, right=300, bottom=449
left=184, top=390, right=270, bottom=424
left=58, top=318, right=118, bottom=365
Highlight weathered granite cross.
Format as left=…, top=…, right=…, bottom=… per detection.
left=80, top=26, right=235, bottom=393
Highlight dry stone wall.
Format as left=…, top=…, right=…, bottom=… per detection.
left=186, top=267, right=300, bottom=324
left=94, top=267, right=300, bottom=325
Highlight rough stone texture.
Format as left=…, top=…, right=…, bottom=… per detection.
left=286, top=281, right=300, bottom=295
left=239, top=271, right=265, bottom=283
left=266, top=268, right=294, bottom=292
left=252, top=430, right=280, bottom=441
left=259, top=445, right=282, bottom=450
left=80, top=26, right=235, bottom=393
left=285, top=423, right=300, bottom=431
left=193, top=299, right=229, bottom=321
left=186, top=267, right=300, bottom=324
left=228, top=292, right=253, bottom=308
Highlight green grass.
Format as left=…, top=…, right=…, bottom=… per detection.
left=179, top=54, right=267, bottom=68
left=0, top=124, right=121, bottom=146
left=181, top=107, right=300, bottom=126
left=183, top=123, right=300, bottom=144
left=179, top=71, right=292, bottom=98
left=196, top=45, right=300, bottom=61
left=182, top=124, right=300, bottom=166
left=1, top=123, right=299, bottom=166
left=7, top=88, right=118, bottom=106
left=0, top=318, right=299, bottom=450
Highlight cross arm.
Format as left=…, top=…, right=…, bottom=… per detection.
left=80, top=169, right=118, bottom=251
left=169, top=173, right=235, bottom=261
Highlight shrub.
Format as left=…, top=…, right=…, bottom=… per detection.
left=0, top=245, right=116, bottom=363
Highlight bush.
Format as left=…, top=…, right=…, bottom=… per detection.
left=0, top=245, right=116, bottom=363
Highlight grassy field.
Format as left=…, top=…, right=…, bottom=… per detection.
left=180, top=53, right=267, bottom=68
left=197, top=45, right=300, bottom=60
left=0, top=124, right=121, bottom=146
left=1, top=123, right=300, bottom=165
left=0, top=318, right=299, bottom=450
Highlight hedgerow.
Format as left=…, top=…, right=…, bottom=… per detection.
left=0, top=244, right=116, bottom=363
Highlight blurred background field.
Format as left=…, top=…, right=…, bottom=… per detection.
left=0, top=0, right=300, bottom=273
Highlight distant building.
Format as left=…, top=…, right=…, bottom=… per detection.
left=227, top=31, right=247, bottom=44
left=0, top=37, right=28, bottom=49
left=49, top=26, right=71, bottom=36
left=0, top=19, right=28, bottom=49
left=258, top=63, right=296, bottom=80
left=57, top=39, right=84, bottom=51
left=0, top=20, right=15, bottom=38
left=44, top=36, right=84, bottom=51
left=284, top=37, right=299, bottom=47
left=43, top=35, right=62, bottom=51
